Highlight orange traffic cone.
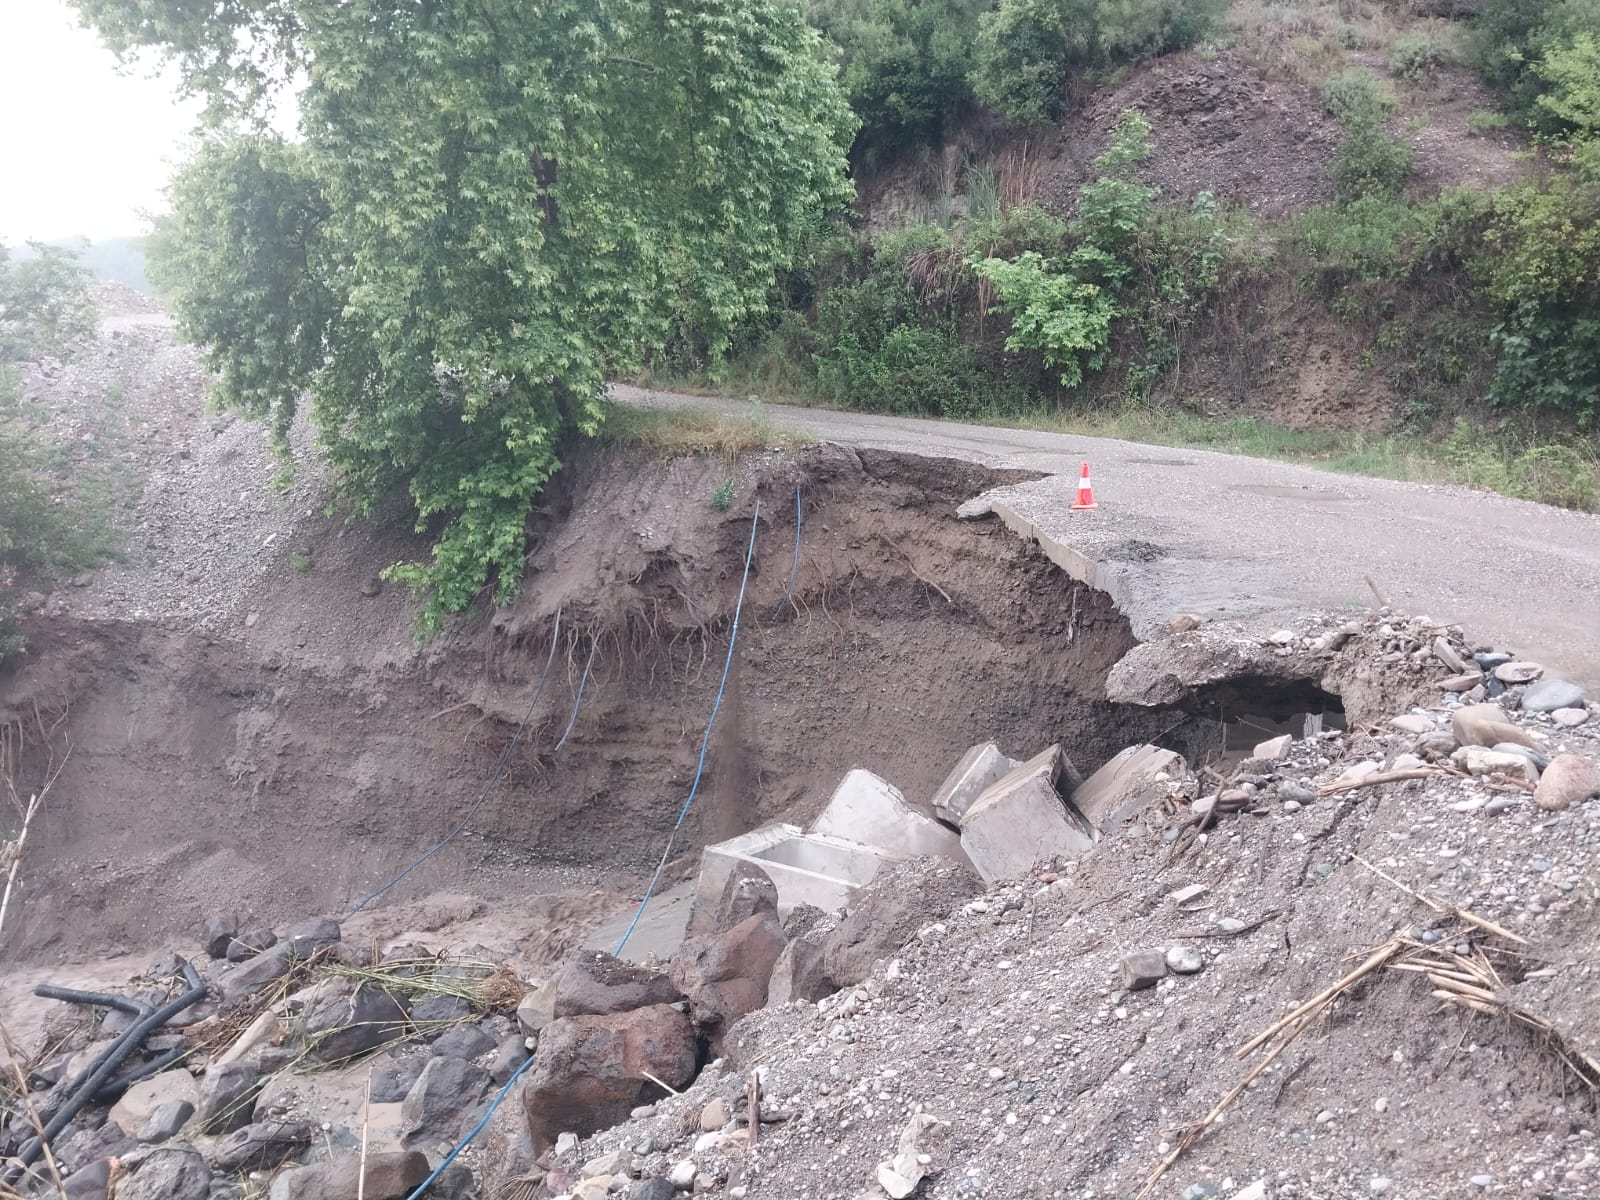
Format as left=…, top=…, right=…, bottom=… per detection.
left=1071, top=461, right=1098, bottom=510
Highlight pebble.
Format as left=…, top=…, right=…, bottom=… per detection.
left=1370, top=1178, right=1392, bottom=1194
left=1215, top=918, right=1246, bottom=934
left=1552, top=707, right=1591, bottom=727
left=1390, top=713, right=1433, bottom=734
left=1165, top=945, right=1204, bottom=974
left=1470, top=1174, right=1494, bottom=1189
left=1181, top=1183, right=1218, bottom=1200
left=1374, top=1097, right=1389, bottom=1113
left=1316, top=1110, right=1334, bottom=1124
left=1278, top=780, right=1317, bottom=805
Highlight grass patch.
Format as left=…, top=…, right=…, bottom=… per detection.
left=602, top=403, right=812, bottom=460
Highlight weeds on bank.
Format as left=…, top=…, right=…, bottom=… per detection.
left=602, top=404, right=812, bottom=462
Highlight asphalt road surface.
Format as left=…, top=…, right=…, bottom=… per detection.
left=614, top=385, right=1600, bottom=690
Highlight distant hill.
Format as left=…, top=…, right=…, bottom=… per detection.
left=9, top=235, right=150, bottom=293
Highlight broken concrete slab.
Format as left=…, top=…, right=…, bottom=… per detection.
left=1070, top=744, right=1186, bottom=833
left=810, top=769, right=968, bottom=864
left=958, top=746, right=1096, bottom=885
left=930, top=743, right=1021, bottom=826
left=694, top=824, right=892, bottom=918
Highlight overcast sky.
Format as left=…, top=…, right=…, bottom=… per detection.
left=0, top=2, right=202, bottom=245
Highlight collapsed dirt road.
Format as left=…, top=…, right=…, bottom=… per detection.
left=614, top=385, right=1600, bottom=690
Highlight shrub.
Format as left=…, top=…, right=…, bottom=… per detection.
left=972, top=252, right=1119, bottom=386
left=1321, top=70, right=1411, bottom=201
left=1388, top=32, right=1448, bottom=81
left=1466, top=109, right=1510, bottom=136
left=1468, top=0, right=1600, bottom=128
left=972, top=0, right=1226, bottom=124
left=1320, top=68, right=1397, bottom=126
left=1329, top=126, right=1415, bottom=202
left=1295, top=196, right=1424, bottom=282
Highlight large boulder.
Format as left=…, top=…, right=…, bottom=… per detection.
left=554, top=951, right=683, bottom=1019
left=823, top=857, right=982, bottom=988
left=402, top=1056, right=491, bottom=1146
left=300, top=980, right=410, bottom=1063
left=267, top=1151, right=432, bottom=1200
left=115, top=1146, right=213, bottom=1200
left=1452, top=704, right=1541, bottom=750
left=671, top=912, right=786, bottom=1039
left=521, top=1005, right=698, bottom=1150
left=684, top=860, right=779, bottom=940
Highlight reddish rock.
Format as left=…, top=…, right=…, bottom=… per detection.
left=671, top=912, right=786, bottom=1037
left=522, top=1005, right=698, bottom=1150
left=554, top=951, right=682, bottom=1019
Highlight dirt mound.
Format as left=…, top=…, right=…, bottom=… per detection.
left=566, top=679, right=1600, bottom=1200
left=1048, top=51, right=1342, bottom=217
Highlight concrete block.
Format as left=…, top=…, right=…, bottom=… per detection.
left=694, top=824, right=892, bottom=919
left=930, top=743, right=1021, bottom=826
left=958, top=747, right=1096, bottom=885
left=811, top=769, right=968, bottom=863
left=1071, top=744, right=1187, bottom=833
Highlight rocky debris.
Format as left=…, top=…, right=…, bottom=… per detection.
left=208, top=1117, right=315, bottom=1171
left=1452, top=703, right=1542, bottom=751
left=226, top=928, right=278, bottom=962
left=135, top=1098, right=195, bottom=1143
left=196, top=1058, right=268, bottom=1134
left=61, top=1158, right=114, bottom=1200
left=107, top=1068, right=198, bottom=1133
left=1523, top=678, right=1586, bottom=713
left=686, top=860, right=781, bottom=940
left=216, top=943, right=297, bottom=1003
left=672, top=912, right=787, bottom=1038
left=522, top=1005, right=698, bottom=1148
left=1165, top=945, right=1205, bottom=974
left=1494, top=661, right=1543, bottom=684
left=931, top=741, right=1022, bottom=826
left=1534, top=754, right=1600, bottom=812
left=402, top=1056, right=491, bottom=1146
left=517, top=978, right=558, bottom=1036
left=267, top=1150, right=432, bottom=1200
left=959, top=745, right=1095, bottom=884
left=767, top=904, right=839, bottom=1006
left=297, top=979, right=410, bottom=1062
left=202, top=912, right=240, bottom=958
left=822, top=857, right=982, bottom=989
left=431, top=1022, right=497, bottom=1062
left=1120, top=950, right=1168, bottom=990
left=556, top=951, right=684, bottom=1019
left=115, top=1146, right=213, bottom=1200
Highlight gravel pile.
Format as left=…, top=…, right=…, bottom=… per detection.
left=564, top=622, right=1599, bottom=1200
left=17, top=285, right=329, bottom=630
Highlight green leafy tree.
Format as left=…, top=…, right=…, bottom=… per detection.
left=806, top=0, right=992, bottom=163
left=971, top=0, right=1225, bottom=124
left=1, top=245, right=97, bottom=658
left=81, top=0, right=855, bottom=632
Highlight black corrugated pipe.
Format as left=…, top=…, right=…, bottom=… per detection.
left=3, top=961, right=206, bottom=1185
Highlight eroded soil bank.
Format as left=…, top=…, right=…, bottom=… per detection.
left=1, top=444, right=1348, bottom=963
